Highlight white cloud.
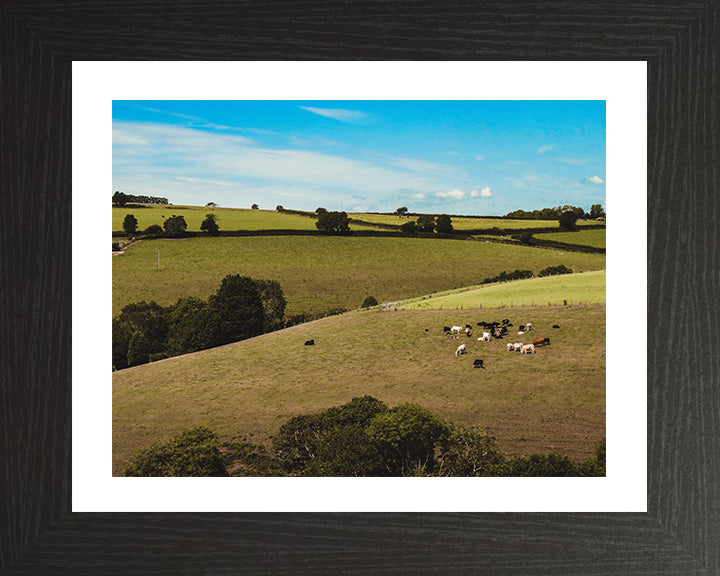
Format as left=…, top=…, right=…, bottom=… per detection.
left=298, top=106, right=368, bottom=123
left=436, top=190, right=465, bottom=200
left=556, top=157, right=589, bottom=165
left=537, top=145, right=555, bottom=153
left=474, top=187, right=492, bottom=197
left=176, top=176, right=234, bottom=187
left=411, top=193, right=426, bottom=199
left=587, top=176, right=605, bottom=184
left=475, top=154, right=485, bottom=160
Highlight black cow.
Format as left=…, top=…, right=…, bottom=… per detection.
left=472, top=359, right=485, bottom=369
left=552, top=324, right=560, bottom=329
left=519, top=325, right=526, bottom=331
left=502, top=318, right=510, bottom=325
left=443, top=326, right=452, bottom=335
left=304, top=339, right=315, bottom=346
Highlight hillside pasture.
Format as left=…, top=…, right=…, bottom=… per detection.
left=401, top=270, right=605, bottom=310
left=533, top=228, right=607, bottom=249
left=113, top=303, right=605, bottom=475
left=112, top=236, right=606, bottom=317
left=351, top=213, right=603, bottom=231
left=112, top=205, right=382, bottom=233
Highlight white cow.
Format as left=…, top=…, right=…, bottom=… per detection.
left=520, top=344, right=535, bottom=354
left=455, top=344, right=467, bottom=356
left=526, top=322, right=533, bottom=331
left=513, top=342, right=523, bottom=352
left=518, top=330, right=525, bottom=336
left=450, top=325, right=463, bottom=334
left=481, top=331, right=491, bottom=341
left=506, top=343, right=513, bottom=351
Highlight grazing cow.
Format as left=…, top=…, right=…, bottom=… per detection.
left=472, top=359, right=484, bottom=369
left=520, top=344, right=535, bottom=354
left=519, top=325, right=526, bottom=331
left=465, top=324, right=473, bottom=330
left=513, top=342, right=523, bottom=352
left=552, top=324, right=560, bottom=329
left=443, top=326, right=452, bottom=335
left=533, top=337, right=550, bottom=347
left=517, top=331, right=525, bottom=336
left=482, top=331, right=491, bottom=341
left=506, top=322, right=513, bottom=327
left=502, top=318, right=510, bottom=325
left=455, top=344, right=467, bottom=356
left=506, top=343, right=513, bottom=351
left=304, top=339, right=315, bottom=346
left=451, top=325, right=463, bottom=334
left=526, top=322, right=533, bottom=331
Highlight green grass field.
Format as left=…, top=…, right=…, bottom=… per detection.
left=113, top=302, right=605, bottom=475
left=112, top=236, right=606, bottom=317
left=352, top=213, right=603, bottom=231
left=112, top=205, right=382, bottom=232
left=534, top=228, right=607, bottom=249
left=401, top=271, right=605, bottom=310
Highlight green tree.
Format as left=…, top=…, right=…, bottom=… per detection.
left=437, top=426, right=505, bottom=476
left=399, top=220, right=418, bottom=234
left=416, top=214, right=435, bottom=233
left=124, top=426, right=228, bottom=477
left=166, top=296, right=216, bottom=356
left=366, top=403, right=448, bottom=475
left=499, top=452, right=579, bottom=476
left=207, top=275, right=266, bottom=345
left=206, top=202, right=217, bottom=207
left=435, top=214, right=453, bottom=234
left=112, top=191, right=129, bottom=206
left=112, top=318, right=132, bottom=370
left=116, top=301, right=170, bottom=355
left=589, top=204, right=605, bottom=219
left=558, top=210, right=578, bottom=230
left=126, top=330, right=150, bottom=367
left=255, top=279, right=287, bottom=332
left=395, top=206, right=408, bottom=217
left=200, top=213, right=220, bottom=236
left=163, top=214, right=188, bottom=237
left=316, top=210, right=350, bottom=234
left=122, top=213, right=138, bottom=234
left=251, top=203, right=259, bottom=209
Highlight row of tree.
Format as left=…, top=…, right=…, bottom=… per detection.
left=124, top=396, right=606, bottom=477
left=506, top=204, right=605, bottom=221
left=399, top=214, right=453, bottom=234
left=113, top=191, right=169, bottom=206
left=121, top=213, right=219, bottom=236
left=112, top=275, right=286, bottom=370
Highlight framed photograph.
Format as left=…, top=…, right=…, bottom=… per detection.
left=3, top=2, right=718, bottom=574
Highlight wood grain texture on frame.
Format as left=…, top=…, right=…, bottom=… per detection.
left=1, top=1, right=718, bottom=574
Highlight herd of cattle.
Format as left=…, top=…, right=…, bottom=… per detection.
left=444, top=318, right=560, bottom=368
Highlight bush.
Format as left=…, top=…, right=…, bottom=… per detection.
left=127, top=330, right=150, bottom=367
left=144, top=224, right=163, bottom=237
left=438, top=426, right=505, bottom=476
left=399, top=221, right=418, bottom=234
left=316, top=210, right=350, bottom=234
left=435, top=214, right=453, bottom=234
left=112, top=241, right=120, bottom=251
left=416, top=214, right=435, bottom=233
left=518, top=232, right=534, bottom=244
left=482, top=269, right=534, bottom=284
left=124, top=426, right=228, bottom=477
left=497, top=452, right=579, bottom=477
left=538, top=264, right=572, bottom=277
left=559, top=210, right=578, bottom=230
left=361, top=296, right=378, bottom=308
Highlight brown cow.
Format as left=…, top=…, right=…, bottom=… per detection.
left=533, top=337, right=550, bottom=347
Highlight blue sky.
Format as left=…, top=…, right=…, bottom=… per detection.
left=112, top=100, right=605, bottom=215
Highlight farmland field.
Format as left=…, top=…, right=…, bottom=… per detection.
left=401, top=270, right=605, bottom=309
left=534, top=228, right=607, bottom=249
left=113, top=302, right=605, bottom=475
left=112, top=236, right=606, bottom=317
left=351, top=213, right=603, bottom=231
left=112, top=205, right=382, bottom=232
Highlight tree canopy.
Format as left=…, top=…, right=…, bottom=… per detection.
left=316, top=210, right=350, bottom=234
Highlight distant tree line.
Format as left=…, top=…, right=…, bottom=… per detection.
left=112, top=274, right=286, bottom=370
left=480, top=264, right=573, bottom=284
left=120, top=213, right=219, bottom=237
left=124, top=396, right=606, bottom=477
left=399, top=214, right=453, bottom=234
left=505, top=204, right=605, bottom=221
left=113, top=191, right=169, bottom=206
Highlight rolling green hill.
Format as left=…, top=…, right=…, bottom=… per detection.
left=401, top=270, right=605, bottom=310
left=533, top=228, right=606, bottom=249
left=113, top=302, right=605, bottom=476
left=112, top=236, right=606, bottom=317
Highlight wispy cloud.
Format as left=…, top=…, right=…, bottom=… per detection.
left=176, top=176, right=233, bottom=187
left=436, top=190, right=465, bottom=200
left=537, top=145, right=555, bottom=153
left=587, top=176, right=605, bottom=184
left=556, top=157, right=589, bottom=166
left=299, top=106, right=368, bottom=124
left=411, top=192, right=426, bottom=199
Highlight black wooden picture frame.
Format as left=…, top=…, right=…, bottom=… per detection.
left=2, top=2, right=718, bottom=574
